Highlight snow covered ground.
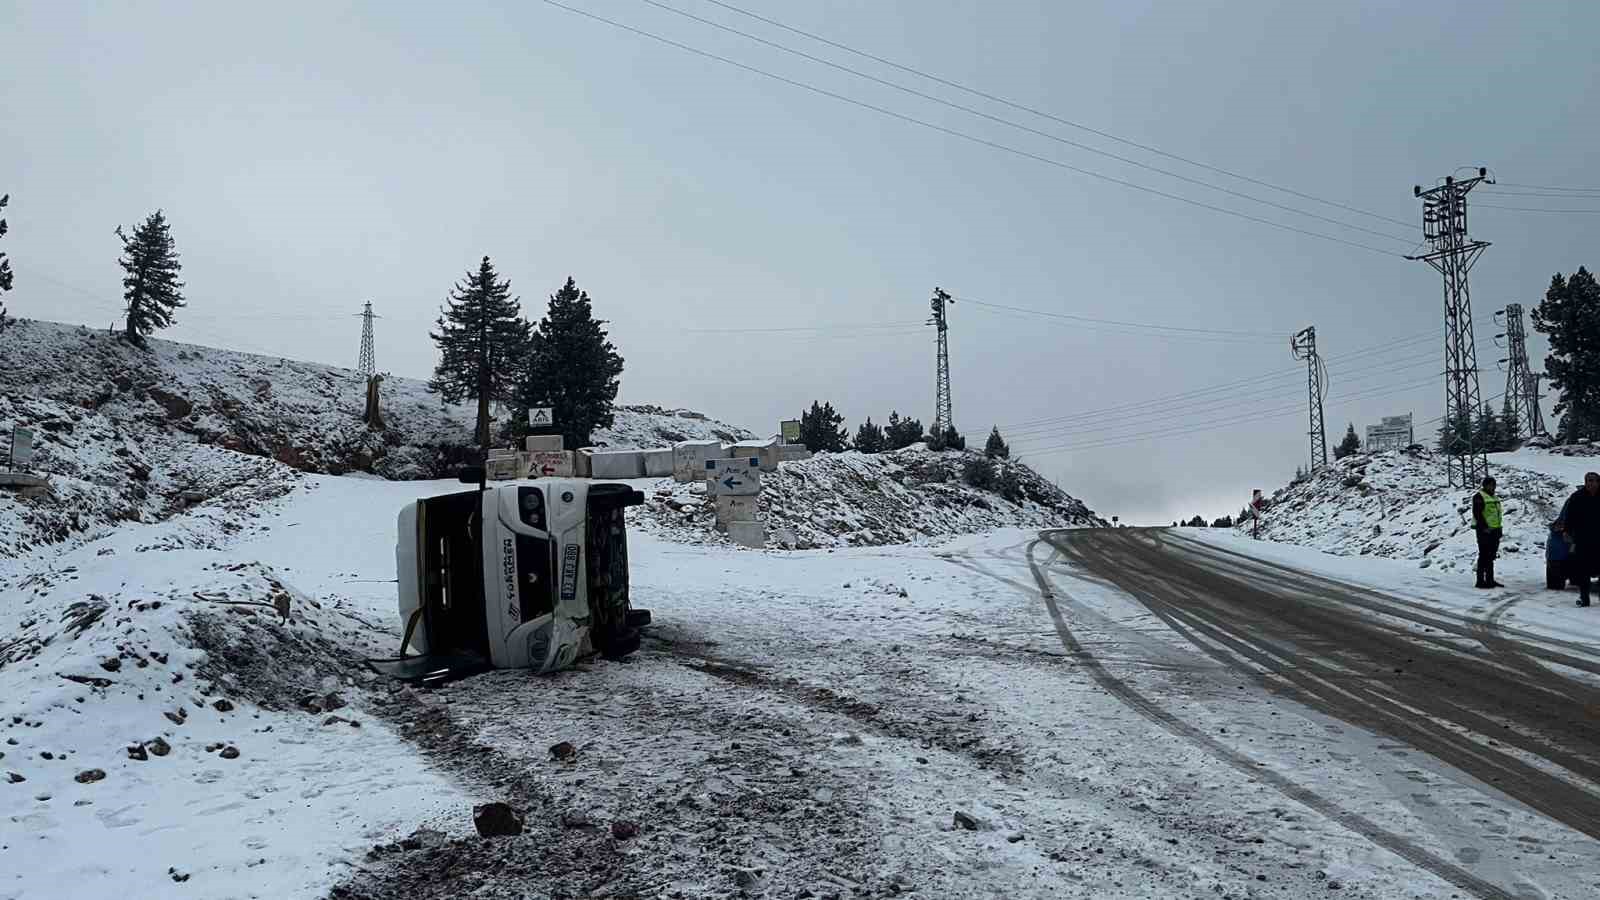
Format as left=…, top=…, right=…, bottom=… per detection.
left=10, top=467, right=1587, bottom=897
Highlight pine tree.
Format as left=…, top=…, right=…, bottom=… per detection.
left=1471, top=405, right=1502, bottom=456
left=1334, top=422, right=1361, bottom=459
left=984, top=426, right=1010, bottom=459
left=513, top=276, right=623, bottom=449
left=798, top=401, right=847, bottom=453
left=884, top=412, right=925, bottom=450
left=0, top=193, right=12, bottom=335
left=997, top=464, right=1024, bottom=502
left=1500, top=395, right=1521, bottom=451
left=1531, top=267, right=1600, bottom=443
left=853, top=417, right=886, bottom=453
left=962, top=456, right=997, bottom=489
left=116, top=210, right=184, bottom=347
left=928, top=425, right=965, bottom=452
left=1436, top=412, right=1473, bottom=456
left=430, top=256, right=531, bottom=447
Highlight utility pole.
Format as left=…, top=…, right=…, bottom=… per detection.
left=1409, top=168, right=1492, bottom=488
left=356, top=302, right=384, bottom=429
left=1494, top=303, right=1547, bottom=440
left=356, top=301, right=379, bottom=378
left=1290, top=326, right=1328, bottom=473
left=929, top=287, right=955, bottom=439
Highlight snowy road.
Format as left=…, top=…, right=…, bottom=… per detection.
left=1040, top=527, right=1600, bottom=900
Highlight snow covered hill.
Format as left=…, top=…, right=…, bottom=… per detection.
left=2, top=319, right=750, bottom=479
left=0, top=319, right=748, bottom=557
left=638, top=446, right=1106, bottom=548
left=1243, top=445, right=1597, bottom=579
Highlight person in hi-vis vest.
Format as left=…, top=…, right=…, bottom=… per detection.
left=1473, top=476, right=1504, bottom=589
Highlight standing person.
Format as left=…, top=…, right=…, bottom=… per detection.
left=1473, top=476, right=1504, bottom=589
left=1556, top=472, right=1600, bottom=607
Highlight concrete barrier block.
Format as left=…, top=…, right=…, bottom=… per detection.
left=590, top=449, right=645, bottom=479
left=525, top=434, right=564, bottom=453
left=777, top=444, right=812, bottom=463
left=728, top=520, right=765, bottom=549
left=673, top=439, right=723, bottom=482
left=643, top=448, right=674, bottom=477
left=574, top=448, right=595, bottom=479
left=486, top=455, right=522, bottom=481
left=730, top=439, right=781, bottom=471
left=715, top=494, right=760, bottom=530
left=528, top=451, right=573, bottom=478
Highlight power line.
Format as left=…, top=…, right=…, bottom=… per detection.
left=1011, top=376, right=1439, bottom=457
left=696, top=0, right=1416, bottom=231
left=994, top=329, right=1440, bottom=431
left=1006, top=352, right=1441, bottom=444
left=1476, top=203, right=1600, bottom=215
left=640, top=0, right=1415, bottom=246
left=676, top=320, right=925, bottom=334
left=1494, top=182, right=1600, bottom=193
left=953, top=294, right=1285, bottom=339
left=1482, top=188, right=1600, bottom=198
left=537, top=0, right=1408, bottom=258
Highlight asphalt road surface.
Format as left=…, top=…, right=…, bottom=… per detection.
left=1039, top=527, right=1600, bottom=899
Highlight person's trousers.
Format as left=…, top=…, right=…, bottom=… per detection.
left=1574, top=552, right=1595, bottom=601
left=1476, top=528, right=1501, bottom=585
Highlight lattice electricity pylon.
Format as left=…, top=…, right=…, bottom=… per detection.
left=1408, top=168, right=1492, bottom=488
left=928, top=287, right=955, bottom=437
left=356, top=301, right=379, bottom=378
left=1493, top=303, right=1547, bottom=440
left=1290, top=326, right=1328, bottom=473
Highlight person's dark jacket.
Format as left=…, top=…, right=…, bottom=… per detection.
left=1473, top=492, right=1500, bottom=533
left=1557, top=488, right=1600, bottom=558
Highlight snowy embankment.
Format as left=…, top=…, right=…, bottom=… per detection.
left=0, top=475, right=468, bottom=899
left=636, top=446, right=1106, bottom=548
left=0, top=318, right=748, bottom=559
left=3, top=319, right=750, bottom=477
left=1243, top=445, right=1595, bottom=580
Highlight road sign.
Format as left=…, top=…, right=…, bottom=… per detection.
left=531, top=451, right=573, bottom=478
left=780, top=419, right=801, bottom=444
left=528, top=407, right=554, bottom=427
left=7, top=427, right=34, bottom=470
left=706, top=458, right=761, bottom=496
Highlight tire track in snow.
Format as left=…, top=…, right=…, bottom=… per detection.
left=1024, top=533, right=1516, bottom=900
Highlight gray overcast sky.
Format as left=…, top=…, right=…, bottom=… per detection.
left=4, top=0, right=1598, bottom=523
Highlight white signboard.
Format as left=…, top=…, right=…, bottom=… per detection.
left=528, top=407, right=554, bottom=427
left=530, top=451, right=573, bottom=478
left=706, top=457, right=761, bottom=496
left=8, top=427, right=34, bottom=469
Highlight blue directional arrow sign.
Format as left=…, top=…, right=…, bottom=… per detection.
left=709, top=458, right=761, bottom=496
